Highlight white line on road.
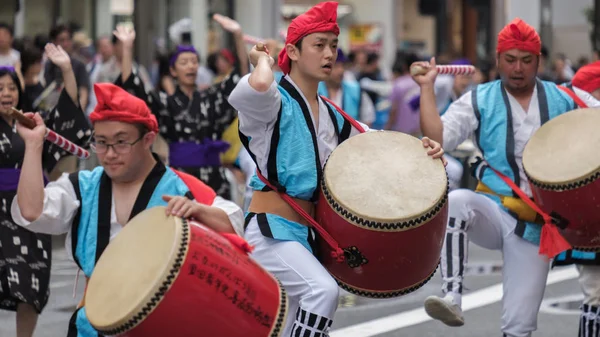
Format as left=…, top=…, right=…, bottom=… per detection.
left=330, top=267, right=579, bottom=337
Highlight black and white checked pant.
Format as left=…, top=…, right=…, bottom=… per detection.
left=440, top=189, right=550, bottom=337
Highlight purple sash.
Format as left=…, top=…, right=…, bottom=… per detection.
left=0, top=168, right=49, bottom=191
left=169, top=140, right=230, bottom=168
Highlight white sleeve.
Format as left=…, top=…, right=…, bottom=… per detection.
left=228, top=74, right=282, bottom=125
left=573, top=86, right=600, bottom=108
left=440, top=91, right=479, bottom=152
left=10, top=173, right=80, bottom=235
left=359, top=91, right=376, bottom=125
left=210, top=196, right=245, bottom=237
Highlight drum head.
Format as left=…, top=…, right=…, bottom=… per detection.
left=523, top=108, right=600, bottom=185
left=323, top=131, right=447, bottom=223
left=85, top=206, right=185, bottom=330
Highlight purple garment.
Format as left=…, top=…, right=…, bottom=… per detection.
left=169, top=140, right=230, bottom=168
left=0, top=168, right=49, bottom=191
left=389, top=75, right=421, bottom=134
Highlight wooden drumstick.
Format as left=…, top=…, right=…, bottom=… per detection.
left=411, top=64, right=476, bottom=76
left=11, top=107, right=90, bottom=159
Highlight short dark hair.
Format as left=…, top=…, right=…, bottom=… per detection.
left=49, top=24, right=72, bottom=41
left=0, top=22, right=14, bottom=37
left=294, top=37, right=304, bottom=52
left=135, top=124, right=149, bottom=137
left=20, top=47, right=43, bottom=75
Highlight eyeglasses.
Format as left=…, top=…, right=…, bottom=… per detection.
left=90, top=136, right=143, bottom=154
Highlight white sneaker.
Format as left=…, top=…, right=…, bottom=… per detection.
left=424, top=295, right=465, bottom=327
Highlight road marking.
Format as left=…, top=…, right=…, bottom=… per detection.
left=540, top=293, right=583, bottom=316
left=50, top=280, right=74, bottom=289
left=330, top=266, right=579, bottom=337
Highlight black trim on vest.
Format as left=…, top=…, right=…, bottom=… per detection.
left=471, top=86, right=483, bottom=159
left=68, top=172, right=84, bottom=271
left=256, top=213, right=273, bottom=238
left=500, top=85, right=521, bottom=196
left=340, top=119, right=352, bottom=143
left=128, top=158, right=167, bottom=222
left=67, top=307, right=106, bottom=337
left=553, top=250, right=600, bottom=267
left=265, top=102, right=285, bottom=192
left=324, top=102, right=342, bottom=143
left=536, top=79, right=550, bottom=124
left=244, top=212, right=256, bottom=230
left=566, top=82, right=573, bottom=90
left=279, top=77, right=322, bottom=201
left=96, top=172, right=112, bottom=263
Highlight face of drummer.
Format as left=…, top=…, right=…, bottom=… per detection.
left=93, top=121, right=156, bottom=183
left=170, top=52, right=199, bottom=87
left=0, top=72, right=20, bottom=115
left=497, top=49, right=538, bottom=94
left=287, top=32, right=338, bottom=82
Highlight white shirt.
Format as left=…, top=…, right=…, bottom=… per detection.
left=10, top=173, right=245, bottom=260
left=328, top=87, right=376, bottom=125
left=441, top=84, right=600, bottom=196
left=228, top=74, right=370, bottom=178
left=0, top=49, right=20, bottom=67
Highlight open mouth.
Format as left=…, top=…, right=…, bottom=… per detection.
left=0, top=100, right=14, bottom=110
left=322, top=64, right=333, bottom=71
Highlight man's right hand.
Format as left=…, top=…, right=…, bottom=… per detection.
left=249, top=44, right=274, bottom=69
left=16, top=113, right=46, bottom=147
left=113, top=24, right=136, bottom=48
left=411, top=57, right=438, bottom=87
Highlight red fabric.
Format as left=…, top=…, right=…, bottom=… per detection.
left=220, top=49, right=235, bottom=65
left=487, top=166, right=571, bottom=258
left=221, top=233, right=254, bottom=255
left=557, top=86, right=589, bottom=109
left=572, top=61, right=600, bottom=94
left=278, top=1, right=340, bottom=74
left=171, top=168, right=216, bottom=205
left=496, top=18, right=541, bottom=55
left=89, top=83, right=158, bottom=133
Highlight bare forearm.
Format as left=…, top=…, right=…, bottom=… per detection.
left=419, top=85, right=444, bottom=144
left=17, top=143, right=45, bottom=222
left=61, top=67, right=79, bottom=106
left=79, top=87, right=88, bottom=109
left=248, top=56, right=274, bottom=92
left=121, top=45, right=134, bottom=83
left=233, top=32, right=249, bottom=76
left=193, top=205, right=236, bottom=234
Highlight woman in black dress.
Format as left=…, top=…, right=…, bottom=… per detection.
left=114, top=15, right=249, bottom=200
left=0, top=43, right=90, bottom=337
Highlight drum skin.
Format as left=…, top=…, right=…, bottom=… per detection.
left=316, top=189, right=448, bottom=298
left=87, top=211, right=287, bottom=337
left=530, top=177, right=600, bottom=251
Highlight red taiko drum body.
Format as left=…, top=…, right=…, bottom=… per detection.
left=85, top=207, right=287, bottom=337
left=316, top=131, right=448, bottom=298
left=523, top=108, right=600, bottom=251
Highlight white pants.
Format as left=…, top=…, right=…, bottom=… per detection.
left=245, top=218, right=339, bottom=337
left=440, top=189, right=550, bottom=337
left=444, top=154, right=464, bottom=191
left=578, top=265, right=600, bottom=337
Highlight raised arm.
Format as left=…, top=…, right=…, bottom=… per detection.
left=411, top=57, right=444, bottom=145
left=213, top=14, right=249, bottom=77
left=249, top=44, right=275, bottom=92
left=115, top=25, right=135, bottom=84
left=45, top=43, right=79, bottom=107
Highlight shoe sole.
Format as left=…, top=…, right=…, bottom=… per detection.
left=424, top=297, right=465, bottom=327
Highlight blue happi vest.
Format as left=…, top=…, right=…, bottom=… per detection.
left=317, top=80, right=362, bottom=120
left=471, top=79, right=576, bottom=245
left=239, top=77, right=354, bottom=253
left=68, top=161, right=195, bottom=337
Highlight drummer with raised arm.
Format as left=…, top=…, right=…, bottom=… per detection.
left=227, top=2, right=444, bottom=336
left=413, top=18, right=600, bottom=337
left=11, top=83, right=244, bottom=337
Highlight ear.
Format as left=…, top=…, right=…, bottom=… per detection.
left=286, top=43, right=300, bottom=62
left=144, top=131, right=157, bottom=149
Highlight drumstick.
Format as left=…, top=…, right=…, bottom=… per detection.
left=11, top=107, right=90, bottom=159
left=243, top=34, right=264, bottom=45
left=410, top=64, right=476, bottom=76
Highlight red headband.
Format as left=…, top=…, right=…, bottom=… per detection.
left=278, top=1, right=340, bottom=75
left=89, top=83, right=158, bottom=133
left=497, top=18, right=541, bottom=55
left=573, top=61, right=600, bottom=94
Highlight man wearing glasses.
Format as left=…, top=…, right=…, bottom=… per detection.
left=10, top=83, right=244, bottom=337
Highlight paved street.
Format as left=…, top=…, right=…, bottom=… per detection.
left=0, top=238, right=583, bottom=337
